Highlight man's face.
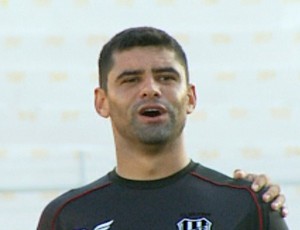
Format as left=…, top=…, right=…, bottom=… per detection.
left=97, top=46, right=196, bottom=146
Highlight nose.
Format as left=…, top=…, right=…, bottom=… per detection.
left=139, top=76, right=161, bottom=99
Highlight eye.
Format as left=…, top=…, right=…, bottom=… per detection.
left=158, top=74, right=177, bottom=82
left=121, top=76, right=140, bottom=84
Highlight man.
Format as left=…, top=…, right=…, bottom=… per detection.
left=38, top=27, right=288, bottom=229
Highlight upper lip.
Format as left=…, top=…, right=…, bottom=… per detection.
left=138, top=104, right=167, bottom=116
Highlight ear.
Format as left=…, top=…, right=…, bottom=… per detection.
left=94, top=87, right=110, bottom=118
left=186, top=84, right=197, bottom=114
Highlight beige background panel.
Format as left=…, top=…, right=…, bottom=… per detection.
left=0, top=0, right=299, bottom=229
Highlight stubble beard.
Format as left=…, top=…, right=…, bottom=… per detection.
left=131, top=102, right=186, bottom=145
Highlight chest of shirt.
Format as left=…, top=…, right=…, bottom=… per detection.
left=58, top=182, right=258, bottom=230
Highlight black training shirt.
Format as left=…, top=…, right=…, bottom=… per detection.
left=37, top=161, right=288, bottom=230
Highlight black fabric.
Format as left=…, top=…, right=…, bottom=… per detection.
left=37, top=161, right=288, bottom=230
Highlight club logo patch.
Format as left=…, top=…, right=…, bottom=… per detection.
left=94, top=220, right=114, bottom=230
left=177, top=217, right=212, bottom=230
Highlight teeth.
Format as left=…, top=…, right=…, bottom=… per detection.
left=145, top=109, right=158, bottom=112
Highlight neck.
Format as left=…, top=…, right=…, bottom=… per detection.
left=114, top=135, right=190, bottom=180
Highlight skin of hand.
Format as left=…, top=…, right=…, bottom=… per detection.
left=233, top=169, right=288, bottom=217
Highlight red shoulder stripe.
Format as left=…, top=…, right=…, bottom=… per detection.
left=190, top=172, right=264, bottom=230
left=51, top=182, right=112, bottom=230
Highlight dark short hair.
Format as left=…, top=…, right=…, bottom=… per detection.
left=98, top=26, right=189, bottom=91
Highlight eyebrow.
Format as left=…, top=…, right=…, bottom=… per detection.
left=152, top=67, right=180, bottom=76
left=116, top=69, right=145, bottom=82
left=115, top=67, right=181, bottom=82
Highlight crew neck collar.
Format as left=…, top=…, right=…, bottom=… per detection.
left=109, top=160, right=197, bottom=189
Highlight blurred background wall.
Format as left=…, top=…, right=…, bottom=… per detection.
left=0, top=0, right=299, bottom=229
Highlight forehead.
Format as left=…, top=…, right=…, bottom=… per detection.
left=110, top=46, right=184, bottom=73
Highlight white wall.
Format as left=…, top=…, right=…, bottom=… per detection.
left=0, top=0, right=299, bottom=229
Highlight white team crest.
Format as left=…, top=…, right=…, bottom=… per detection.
left=94, top=220, right=114, bottom=230
left=177, top=217, right=212, bottom=230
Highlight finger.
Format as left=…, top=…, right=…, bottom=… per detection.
left=233, top=169, right=258, bottom=181
left=281, top=206, right=289, bottom=218
left=270, top=194, right=285, bottom=210
left=251, top=174, right=269, bottom=192
left=263, top=184, right=281, bottom=202
left=233, top=169, right=247, bottom=179
left=244, top=173, right=257, bottom=182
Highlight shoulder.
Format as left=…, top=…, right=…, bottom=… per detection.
left=189, top=163, right=261, bottom=210
left=190, top=163, right=252, bottom=187
left=190, top=163, right=289, bottom=229
left=37, top=173, right=112, bottom=230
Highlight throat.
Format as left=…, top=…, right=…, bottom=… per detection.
left=115, top=147, right=190, bottom=181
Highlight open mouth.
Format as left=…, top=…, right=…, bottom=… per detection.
left=141, top=108, right=162, bottom=117
left=138, top=105, right=167, bottom=119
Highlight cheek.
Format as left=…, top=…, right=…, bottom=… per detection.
left=174, top=91, right=191, bottom=115
left=107, top=96, right=133, bottom=120
left=170, top=88, right=189, bottom=105
left=166, top=94, right=188, bottom=116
